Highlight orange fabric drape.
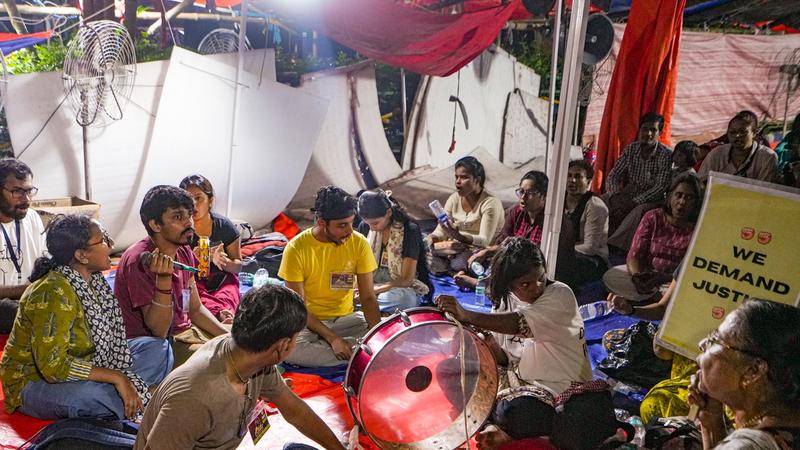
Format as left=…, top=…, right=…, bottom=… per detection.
left=591, top=0, right=686, bottom=193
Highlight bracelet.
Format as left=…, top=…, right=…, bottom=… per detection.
left=155, top=287, right=172, bottom=295
left=151, top=300, right=172, bottom=308
left=622, top=306, right=636, bottom=316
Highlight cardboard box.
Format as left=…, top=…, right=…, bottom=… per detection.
left=31, top=197, right=100, bottom=226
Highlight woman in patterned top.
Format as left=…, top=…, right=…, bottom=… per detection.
left=356, top=190, right=431, bottom=312
left=0, top=215, right=151, bottom=420
left=603, top=173, right=702, bottom=304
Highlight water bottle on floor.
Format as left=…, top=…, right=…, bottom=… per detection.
left=627, top=415, right=646, bottom=448
left=253, top=268, right=269, bottom=288
left=475, top=276, right=487, bottom=306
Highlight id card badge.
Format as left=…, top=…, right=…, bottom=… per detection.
left=330, top=272, right=355, bottom=290
left=380, top=250, right=389, bottom=268
left=247, top=400, right=270, bottom=444
left=181, top=288, right=191, bottom=311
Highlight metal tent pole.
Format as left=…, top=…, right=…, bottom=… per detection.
left=544, top=0, right=563, bottom=172
left=541, top=0, right=590, bottom=278
left=225, top=0, right=249, bottom=217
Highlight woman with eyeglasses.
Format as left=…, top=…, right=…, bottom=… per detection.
left=438, top=238, right=591, bottom=446
left=427, top=156, right=505, bottom=273
left=179, top=174, right=242, bottom=324
left=0, top=215, right=155, bottom=420
left=458, top=170, right=576, bottom=289
left=688, top=299, right=800, bottom=449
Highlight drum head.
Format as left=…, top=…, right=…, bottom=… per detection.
left=355, top=320, right=497, bottom=449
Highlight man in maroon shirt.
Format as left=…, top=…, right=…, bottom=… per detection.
left=115, top=185, right=228, bottom=372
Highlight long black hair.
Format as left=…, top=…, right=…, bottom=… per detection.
left=30, top=215, right=93, bottom=282
left=357, top=189, right=411, bottom=225
left=487, top=237, right=547, bottom=310
left=179, top=174, right=215, bottom=206
left=455, top=156, right=486, bottom=189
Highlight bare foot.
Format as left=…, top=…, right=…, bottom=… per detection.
left=476, top=425, right=513, bottom=450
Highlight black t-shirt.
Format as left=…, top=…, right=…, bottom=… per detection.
left=357, top=220, right=432, bottom=299
left=191, top=212, right=241, bottom=290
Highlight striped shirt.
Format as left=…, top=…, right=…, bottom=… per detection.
left=606, top=141, right=673, bottom=204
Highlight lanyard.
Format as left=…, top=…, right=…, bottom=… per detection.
left=1, top=220, right=22, bottom=275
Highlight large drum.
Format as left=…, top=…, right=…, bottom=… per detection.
left=344, top=307, right=498, bottom=449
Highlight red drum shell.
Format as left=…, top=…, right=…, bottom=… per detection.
left=344, top=307, right=498, bottom=449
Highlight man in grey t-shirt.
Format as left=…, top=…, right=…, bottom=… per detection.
left=135, top=285, right=345, bottom=450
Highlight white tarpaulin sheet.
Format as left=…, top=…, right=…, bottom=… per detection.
left=130, top=47, right=328, bottom=247
left=7, top=47, right=329, bottom=248
left=8, top=60, right=169, bottom=247
left=584, top=25, right=800, bottom=139
left=287, top=62, right=402, bottom=215
left=402, top=46, right=543, bottom=170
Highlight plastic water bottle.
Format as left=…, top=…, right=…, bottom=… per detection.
left=475, top=276, right=487, bottom=306
left=470, top=261, right=486, bottom=277
left=579, top=301, right=610, bottom=321
left=627, top=415, right=646, bottom=448
left=428, top=200, right=449, bottom=224
left=253, top=268, right=269, bottom=288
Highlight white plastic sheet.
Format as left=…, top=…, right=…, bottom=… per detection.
left=7, top=47, right=328, bottom=248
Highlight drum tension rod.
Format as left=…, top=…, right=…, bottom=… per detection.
left=399, top=310, right=412, bottom=326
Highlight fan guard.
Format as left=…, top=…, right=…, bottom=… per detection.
left=198, top=28, right=251, bottom=54
left=62, top=20, right=136, bottom=127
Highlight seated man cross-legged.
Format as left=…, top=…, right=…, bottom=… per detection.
left=115, top=185, right=228, bottom=370
left=278, top=186, right=381, bottom=367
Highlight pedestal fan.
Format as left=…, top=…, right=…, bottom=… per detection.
left=62, top=20, right=136, bottom=200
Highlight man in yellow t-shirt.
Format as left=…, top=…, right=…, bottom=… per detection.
left=278, top=186, right=380, bottom=367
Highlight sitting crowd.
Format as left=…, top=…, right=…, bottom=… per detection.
left=0, top=105, right=796, bottom=450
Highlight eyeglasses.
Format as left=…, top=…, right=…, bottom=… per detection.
left=699, top=330, right=761, bottom=359
left=87, top=230, right=114, bottom=248
left=515, top=188, right=543, bottom=199
left=3, top=187, right=38, bottom=199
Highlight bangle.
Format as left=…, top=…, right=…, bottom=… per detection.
left=155, top=287, right=172, bottom=295
left=151, top=300, right=172, bottom=308
left=622, top=306, right=636, bottom=316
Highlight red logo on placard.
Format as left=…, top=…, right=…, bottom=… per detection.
left=757, top=232, right=772, bottom=245
left=712, top=307, right=725, bottom=320
left=741, top=228, right=755, bottom=240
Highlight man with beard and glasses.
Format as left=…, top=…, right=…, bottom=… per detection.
left=115, top=185, right=228, bottom=371
left=278, top=186, right=380, bottom=367
left=0, top=159, right=46, bottom=335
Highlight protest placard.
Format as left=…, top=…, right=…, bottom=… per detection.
left=657, top=172, right=800, bottom=358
